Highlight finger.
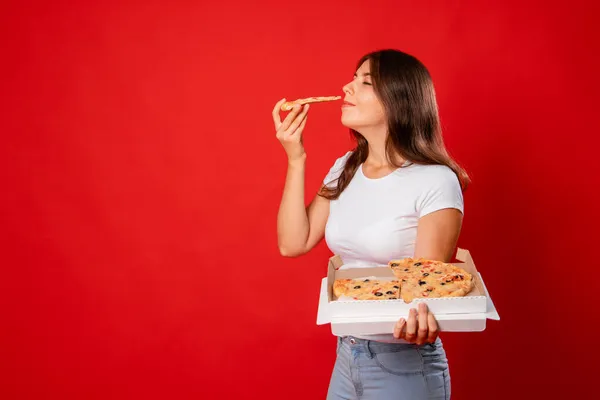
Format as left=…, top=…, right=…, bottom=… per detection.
left=279, top=104, right=303, bottom=132
left=272, top=98, right=287, bottom=130
left=295, top=112, right=308, bottom=142
left=416, top=303, right=429, bottom=345
left=286, top=104, right=310, bottom=136
left=282, top=115, right=308, bottom=145
left=405, top=308, right=418, bottom=343
left=426, top=312, right=439, bottom=344
left=393, top=318, right=406, bottom=339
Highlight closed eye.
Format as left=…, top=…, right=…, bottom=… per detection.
left=353, top=76, right=372, bottom=85
left=352, top=73, right=372, bottom=86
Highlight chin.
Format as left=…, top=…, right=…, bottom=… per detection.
left=341, top=119, right=373, bottom=133
left=342, top=111, right=385, bottom=132
left=341, top=115, right=361, bottom=130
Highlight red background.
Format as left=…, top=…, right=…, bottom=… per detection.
left=1, top=1, right=598, bottom=398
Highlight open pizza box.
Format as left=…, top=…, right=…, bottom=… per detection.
left=316, top=248, right=500, bottom=335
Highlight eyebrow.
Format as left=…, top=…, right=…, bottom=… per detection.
left=354, top=72, right=371, bottom=77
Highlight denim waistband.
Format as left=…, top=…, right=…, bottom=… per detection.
left=338, top=335, right=440, bottom=357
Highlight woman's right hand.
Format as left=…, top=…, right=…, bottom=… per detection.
left=272, top=98, right=310, bottom=162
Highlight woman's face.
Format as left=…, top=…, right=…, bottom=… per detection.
left=341, top=60, right=386, bottom=132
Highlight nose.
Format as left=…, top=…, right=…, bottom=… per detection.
left=342, top=81, right=354, bottom=96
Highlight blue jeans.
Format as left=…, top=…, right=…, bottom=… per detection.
left=327, top=336, right=451, bottom=399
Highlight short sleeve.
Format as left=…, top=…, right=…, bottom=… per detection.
left=323, top=151, right=353, bottom=188
left=417, top=166, right=464, bottom=218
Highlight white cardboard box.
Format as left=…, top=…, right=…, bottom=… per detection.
left=316, top=248, right=500, bottom=335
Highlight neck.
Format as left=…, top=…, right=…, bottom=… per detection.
left=367, top=143, right=388, bottom=166
left=359, top=126, right=391, bottom=167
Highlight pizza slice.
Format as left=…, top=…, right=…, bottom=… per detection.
left=333, top=278, right=376, bottom=298
left=388, top=258, right=425, bottom=281
left=389, top=258, right=475, bottom=303
left=281, top=96, right=342, bottom=111
left=333, top=278, right=400, bottom=300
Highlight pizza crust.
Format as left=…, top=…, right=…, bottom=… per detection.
left=281, top=96, right=342, bottom=111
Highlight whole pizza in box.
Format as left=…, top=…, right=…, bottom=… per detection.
left=333, top=258, right=475, bottom=303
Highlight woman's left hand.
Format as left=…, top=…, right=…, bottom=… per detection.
left=393, top=302, right=439, bottom=345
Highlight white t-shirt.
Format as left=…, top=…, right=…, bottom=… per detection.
left=323, top=151, right=464, bottom=342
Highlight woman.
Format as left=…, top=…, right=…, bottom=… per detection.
left=273, top=49, right=469, bottom=399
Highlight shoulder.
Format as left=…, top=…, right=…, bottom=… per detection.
left=326, top=150, right=353, bottom=174
left=411, top=164, right=464, bottom=216
left=323, top=151, right=353, bottom=187
left=406, top=163, right=460, bottom=187
left=331, top=151, right=353, bottom=168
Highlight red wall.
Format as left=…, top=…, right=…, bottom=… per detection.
left=1, top=1, right=597, bottom=398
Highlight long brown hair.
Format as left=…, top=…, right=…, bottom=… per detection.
left=320, top=49, right=470, bottom=200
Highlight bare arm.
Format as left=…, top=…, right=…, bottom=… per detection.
left=395, top=208, right=463, bottom=343
left=272, top=99, right=329, bottom=257
left=413, top=208, right=463, bottom=262
left=277, top=160, right=330, bottom=256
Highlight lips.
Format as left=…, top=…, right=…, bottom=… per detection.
left=342, top=101, right=355, bottom=107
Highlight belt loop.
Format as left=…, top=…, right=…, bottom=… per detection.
left=365, top=339, right=374, bottom=359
